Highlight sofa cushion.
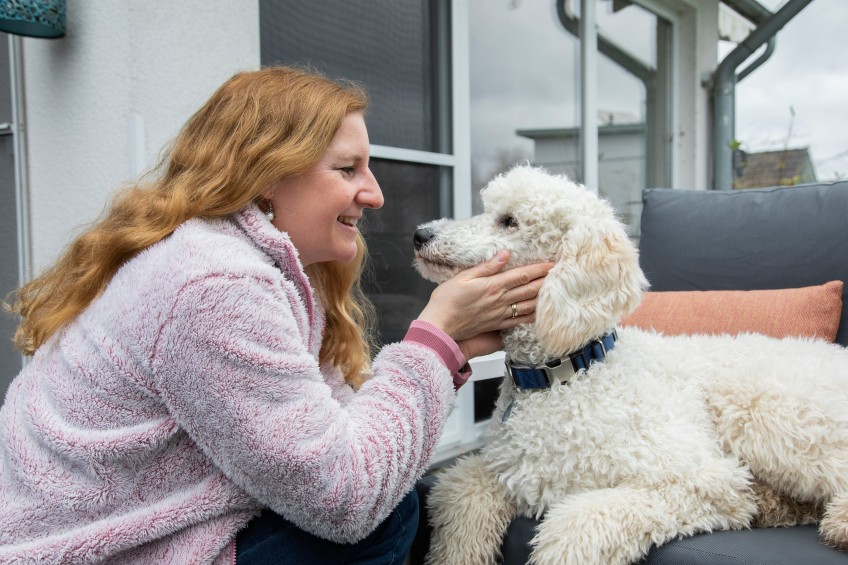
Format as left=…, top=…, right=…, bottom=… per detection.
left=621, top=281, right=843, bottom=342
left=643, top=525, right=847, bottom=565
left=499, top=517, right=848, bottom=565
left=638, top=182, right=848, bottom=346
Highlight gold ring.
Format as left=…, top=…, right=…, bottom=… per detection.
left=511, top=303, right=518, bottom=318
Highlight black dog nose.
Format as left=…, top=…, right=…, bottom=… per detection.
left=413, top=228, right=435, bottom=250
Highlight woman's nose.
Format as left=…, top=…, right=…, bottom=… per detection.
left=359, top=168, right=384, bottom=209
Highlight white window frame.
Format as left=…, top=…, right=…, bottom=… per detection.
left=429, top=0, right=491, bottom=463
left=361, top=0, right=476, bottom=464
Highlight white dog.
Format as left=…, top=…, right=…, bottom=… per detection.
left=414, top=166, right=848, bottom=565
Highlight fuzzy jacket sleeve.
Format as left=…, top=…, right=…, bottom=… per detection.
left=150, top=272, right=455, bottom=544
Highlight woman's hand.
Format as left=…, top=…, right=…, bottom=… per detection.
left=417, top=250, right=554, bottom=358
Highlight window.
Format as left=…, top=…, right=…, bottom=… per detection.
left=469, top=0, right=675, bottom=238
left=259, top=0, right=455, bottom=346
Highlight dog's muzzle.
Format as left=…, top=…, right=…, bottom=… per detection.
left=506, top=330, right=618, bottom=390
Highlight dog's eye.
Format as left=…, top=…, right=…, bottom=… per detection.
left=498, top=214, right=519, bottom=230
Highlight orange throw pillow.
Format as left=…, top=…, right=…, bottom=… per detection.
left=620, top=281, right=843, bottom=342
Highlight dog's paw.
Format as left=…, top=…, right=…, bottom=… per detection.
left=529, top=492, right=658, bottom=565
left=426, top=454, right=514, bottom=565
left=820, top=494, right=848, bottom=552
left=751, top=480, right=822, bottom=528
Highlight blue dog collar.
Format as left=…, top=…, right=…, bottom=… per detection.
left=505, top=330, right=618, bottom=390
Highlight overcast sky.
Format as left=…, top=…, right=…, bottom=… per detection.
left=734, top=0, right=847, bottom=181
left=469, top=0, right=847, bottom=184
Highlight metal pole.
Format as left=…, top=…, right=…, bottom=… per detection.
left=580, top=0, right=598, bottom=190
left=9, top=34, right=31, bottom=285
left=8, top=34, right=31, bottom=366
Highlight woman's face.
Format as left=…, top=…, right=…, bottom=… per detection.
left=263, top=112, right=383, bottom=267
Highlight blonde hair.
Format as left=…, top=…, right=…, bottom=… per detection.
left=9, top=66, right=376, bottom=385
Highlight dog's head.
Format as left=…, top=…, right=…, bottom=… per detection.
left=413, top=165, right=648, bottom=353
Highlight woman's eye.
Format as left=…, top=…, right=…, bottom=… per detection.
left=339, top=166, right=356, bottom=176
left=498, top=214, right=519, bottom=229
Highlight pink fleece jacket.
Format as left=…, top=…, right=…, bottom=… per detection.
left=0, top=205, right=458, bottom=564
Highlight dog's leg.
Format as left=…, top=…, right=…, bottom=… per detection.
left=426, top=453, right=515, bottom=565
left=529, top=464, right=755, bottom=565
left=708, top=383, right=848, bottom=502
left=530, top=487, right=681, bottom=565
left=821, top=492, right=848, bottom=551
left=705, top=352, right=848, bottom=548
left=751, top=479, right=822, bottom=527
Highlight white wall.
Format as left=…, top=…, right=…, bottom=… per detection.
left=21, top=1, right=260, bottom=274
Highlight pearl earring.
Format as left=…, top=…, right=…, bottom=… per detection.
left=264, top=202, right=275, bottom=222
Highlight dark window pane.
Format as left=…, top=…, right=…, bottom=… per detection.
left=362, top=159, right=450, bottom=345
left=0, top=33, right=23, bottom=388
left=474, top=377, right=502, bottom=423
left=260, top=0, right=451, bottom=153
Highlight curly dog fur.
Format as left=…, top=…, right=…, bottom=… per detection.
left=414, top=166, right=848, bottom=565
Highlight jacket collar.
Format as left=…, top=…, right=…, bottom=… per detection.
left=234, top=204, right=308, bottom=278
left=233, top=204, right=322, bottom=351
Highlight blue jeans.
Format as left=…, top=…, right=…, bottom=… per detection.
left=236, top=490, right=419, bottom=564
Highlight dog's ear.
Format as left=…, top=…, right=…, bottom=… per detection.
left=535, top=220, right=647, bottom=354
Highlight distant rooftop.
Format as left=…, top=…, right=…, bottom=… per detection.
left=733, top=147, right=817, bottom=189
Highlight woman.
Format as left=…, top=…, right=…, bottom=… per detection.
left=0, top=66, right=551, bottom=564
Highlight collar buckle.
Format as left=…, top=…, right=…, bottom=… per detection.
left=505, top=330, right=618, bottom=391
left=505, top=357, right=577, bottom=390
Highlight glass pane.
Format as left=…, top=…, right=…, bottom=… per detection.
left=260, top=0, right=450, bottom=153
left=362, top=159, right=449, bottom=346
left=470, top=0, right=670, bottom=239
left=732, top=0, right=848, bottom=188
left=469, top=0, right=580, bottom=213
left=594, top=2, right=664, bottom=238
left=0, top=32, right=23, bottom=387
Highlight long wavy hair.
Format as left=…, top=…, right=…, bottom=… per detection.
left=9, top=66, right=376, bottom=386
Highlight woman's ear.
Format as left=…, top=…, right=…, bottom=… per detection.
left=534, top=223, right=647, bottom=354
left=260, top=184, right=277, bottom=202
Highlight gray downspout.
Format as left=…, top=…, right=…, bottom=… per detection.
left=8, top=34, right=31, bottom=368
left=712, top=0, right=814, bottom=190
left=9, top=35, right=31, bottom=286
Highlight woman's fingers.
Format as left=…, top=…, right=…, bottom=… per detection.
left=462, top=250, right=510, bottom=278
left=416, top=254, right=553, bottom=342
left=501, top=298, right=536, bottom=321
left=497, top=312, right=536, bottom=330
left=500, top=275, right=547, bottom=306
left=497, top=261, right=555, bottom=291
left=465, top=260, right=552, bottom=327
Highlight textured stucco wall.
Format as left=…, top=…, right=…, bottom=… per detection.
left=21, top=1, right=260, bottom=273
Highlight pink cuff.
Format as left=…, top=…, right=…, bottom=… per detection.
left=404, top=320, right=472, bottom=389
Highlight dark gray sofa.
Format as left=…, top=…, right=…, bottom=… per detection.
left=411, top=180, right=848, bottom=564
